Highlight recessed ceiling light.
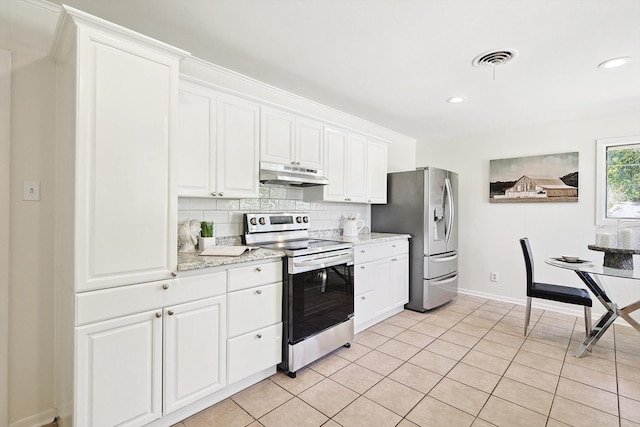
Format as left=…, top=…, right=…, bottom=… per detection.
left=447, top=97, right=465, bottom=104
left=598, top=56, right=631, bottom=69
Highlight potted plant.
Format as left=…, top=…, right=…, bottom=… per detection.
left=198, top=221, right=215, bottom=250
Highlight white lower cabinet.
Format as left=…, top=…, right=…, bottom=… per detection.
left=227, top=262, right=283, bottom=385
left=354, top=239, right=409, bottom=333
left=163, top=296, right=227, bottom=414
left=76, top=311, right=163, bottom=427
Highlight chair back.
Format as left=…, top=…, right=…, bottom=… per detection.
left=520, top=238, right=534, bottom=294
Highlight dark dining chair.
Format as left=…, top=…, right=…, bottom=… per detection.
left=520, top=238, right=592, bottom=337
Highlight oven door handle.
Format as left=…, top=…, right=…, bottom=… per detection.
left=293, top=254, right=353, bottom=268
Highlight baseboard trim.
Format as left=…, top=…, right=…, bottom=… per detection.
left=457, top=287, right=633, bottom=327
left=9, top=409, right=56, bottom=427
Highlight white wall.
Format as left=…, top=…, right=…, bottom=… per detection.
left=417, top=108, right=640, bottom=318
left=1, top=49, right=12, bottom=427
left=8, top=57, right=57, bottom=425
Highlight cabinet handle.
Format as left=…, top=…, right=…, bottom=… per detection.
left=171, top=272, right=177, bottom=278
left=256, top=289, right=262, bottom=295
left=256, top=333, right=263, bottom=339
left=155, top=312, right=162, bottom=318
left=168, top=310, right=174, bottom=316
left=256, top=267, right=262, bottom=272
left=162, top=283, right=169, bottom=290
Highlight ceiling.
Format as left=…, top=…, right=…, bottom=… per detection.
left=2, top=0, right=640, bottom=142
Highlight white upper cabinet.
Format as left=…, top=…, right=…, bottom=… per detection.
left=53, top=7, right=186, bottom=291
left=366, top=139, right=388, bottom=204
left=347, top=134, right=368, bottom=203
left=305, top=127, right=382, bottom=203
left=177, top=78, right=260, bottom=198
left=260, top=106, right=324, bottom=170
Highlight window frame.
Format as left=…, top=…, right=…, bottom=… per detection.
left=596, top=135, right=640, bottom=225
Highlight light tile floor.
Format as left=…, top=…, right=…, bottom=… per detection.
left=174, top=295, right=640, bottom=427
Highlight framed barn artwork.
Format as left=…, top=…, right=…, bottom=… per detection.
left=489, top=152, right=579, bottom=203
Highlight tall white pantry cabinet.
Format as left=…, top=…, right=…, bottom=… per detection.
left=51, top=7, right=191, bottom=426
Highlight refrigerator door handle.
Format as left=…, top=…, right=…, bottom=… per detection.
left=430, top=273, right=458, bottom=285
left=430, top=253, right=458, bottom=262
left=444, top=177, right=454, bottom=245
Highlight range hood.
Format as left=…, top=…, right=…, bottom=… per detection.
left=259, top=161, right=329, bottom=187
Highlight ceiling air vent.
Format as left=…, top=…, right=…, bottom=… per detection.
left=472, top=49, right=518, bottom=67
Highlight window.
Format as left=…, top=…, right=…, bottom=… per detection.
left=596, top=136, right=640, bottom=225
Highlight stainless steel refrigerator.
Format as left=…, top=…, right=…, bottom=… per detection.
left=372, top=167, right=458, bottom=311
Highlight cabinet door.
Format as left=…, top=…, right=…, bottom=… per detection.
left=77, top=32, right=178, bottom=291
left=347, top=134, right=368, bottom=203
left=355, top=290, right=377, bottom=333
left=391, top=255, right=409, bottom=308
left=260, top=107, right=295, bottom=165
left=322, top=128, right=348, bottom=201
left=76, top=311, right=162, bottom=427
left=374, top=258, right=392, bottom=315
left=164, top=296, right=227, bottom=414
left=296, top=118, right=324, bottom=170
left=177, top=80, right=217, bottom=197
left=216, top=95, right=260, bottom=198
left=367, top=139, right=388, bottom=204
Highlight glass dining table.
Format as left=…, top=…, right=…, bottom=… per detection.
left=546, top=258, right=640, bottom=357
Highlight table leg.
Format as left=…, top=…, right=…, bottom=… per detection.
left=573, top=271, right=618, bottom=358
left=619, top=299, right=640, bottom=333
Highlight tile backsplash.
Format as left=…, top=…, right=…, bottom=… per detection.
left=178, top=186, right=370, bottom=238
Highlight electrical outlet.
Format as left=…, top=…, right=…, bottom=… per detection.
left=23, top=180, right=41, bottom=201
left=490, top=272, right=498, bottom=282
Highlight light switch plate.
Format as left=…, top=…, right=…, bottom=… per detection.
left=23, top=180, right=40, bottom=201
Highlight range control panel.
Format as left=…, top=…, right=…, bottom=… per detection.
left=244, top=212, right=310, bottom=234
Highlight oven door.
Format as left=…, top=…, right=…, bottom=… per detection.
left=285, top=261, right=354, bottom=345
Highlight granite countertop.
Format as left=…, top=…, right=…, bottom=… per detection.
left=323, top=232, right=411, bottom=245
left=177, top=248, right=285, bottom=272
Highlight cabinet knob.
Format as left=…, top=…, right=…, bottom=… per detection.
left=256, top=267, right=262, bottom=272
left=256, top=333, right=263, bottom=339
left=296, top=161, right=301, bottom=165
left=392, top=244, right=396, bottom=248
left=219, top=192, right=224, bottom=197
left=368, top=200, right=372, bottom=203
left=162, top=283, right=169, bottom=290
left=167, top=310, right=174, bottom=316
left=360, top=266, right=365, bottom=270
left=211, top=192, right=217, bottom=197
left=360, top=250, right=366, bottom=253
left=361, top=296, right=366, bottom=300
left=256, top=289, right=262, bottom=295
left=155, top=312, right=162, bottom=318
left=171, top=271, right=177, bottom=278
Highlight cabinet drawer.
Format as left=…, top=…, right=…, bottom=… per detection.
left=76, top=272, right=226, bottom=326
left=228, top=260, right=282, bottom=291
left=227, top=322, right=282, bottom=384
left=228, top=282, right=282, bottom=337
left=354, top=245, right=375, bottom=264
left=376, top=240, right=408, bottom=259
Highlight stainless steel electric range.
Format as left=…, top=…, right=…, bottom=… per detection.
left=244, top=212, right=354, bottom=378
